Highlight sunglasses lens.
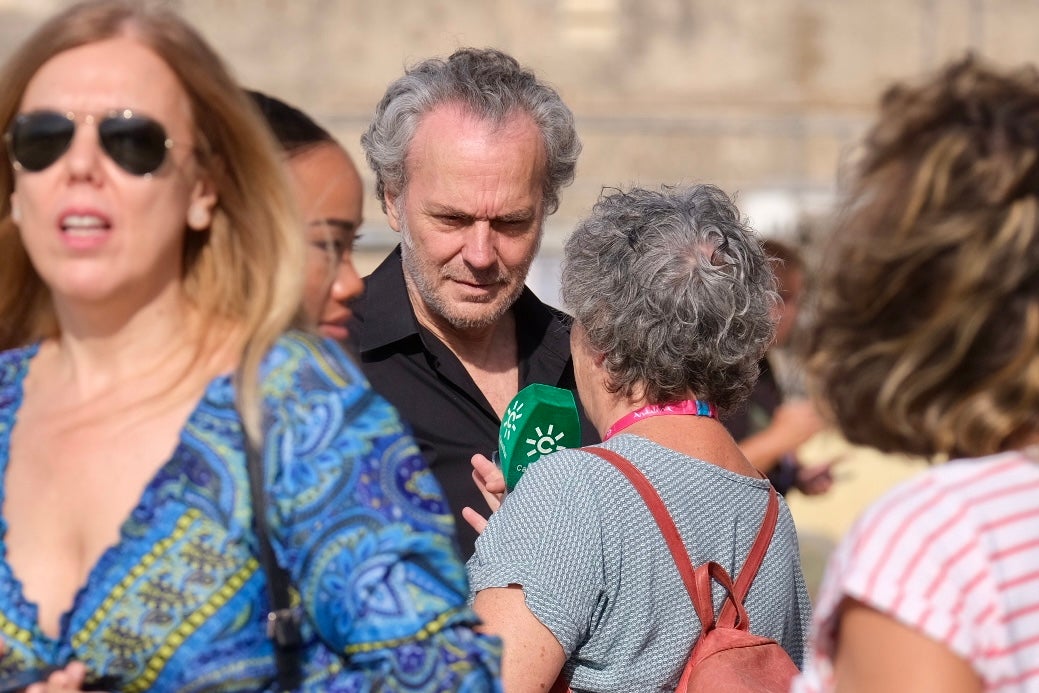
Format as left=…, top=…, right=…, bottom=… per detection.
left=8, top=111, right=74, bottom=172
left=99, top=115, right=169, bottom=175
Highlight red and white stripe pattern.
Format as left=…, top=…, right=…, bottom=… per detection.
left=793, top=450, right=1039, bottom=692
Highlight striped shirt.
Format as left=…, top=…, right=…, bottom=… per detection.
left=793, top=450, right=1039, bottom=692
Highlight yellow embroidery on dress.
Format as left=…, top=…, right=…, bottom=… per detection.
left=296, top=336, right=348, bottom=388
left=71, top=509, right=201, bottom=649
left=170, top=656, right=271, bottom=692
left=342, top=606, right=460, bottom=655
left=0, top=612, right=33, bottom=645
left=0, top=615, right=32, bottom=680
left=122, top=558, right=259, bottom=693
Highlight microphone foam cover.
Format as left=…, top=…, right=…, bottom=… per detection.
left=498, top=383, right=581, bottom=491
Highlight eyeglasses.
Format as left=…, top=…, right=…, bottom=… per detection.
left=4, top=109, right=175, bottom=176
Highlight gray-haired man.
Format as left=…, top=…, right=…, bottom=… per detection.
left=349, top=48, right=597, bottom=558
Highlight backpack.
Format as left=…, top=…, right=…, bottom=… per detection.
left=577, top=447, right=800, bottom=693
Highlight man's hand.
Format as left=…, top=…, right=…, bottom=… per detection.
left=795, top=460, right=836, bottom=495
left=461, top=453, right=506, bottom=534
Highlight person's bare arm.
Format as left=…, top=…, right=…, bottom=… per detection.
left=738, top=399, right=824, bottom=474
left=832, top=598, right=982, bottom=693
left=473, top=586, right=566, bottom=692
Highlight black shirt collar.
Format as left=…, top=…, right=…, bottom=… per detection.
left=356, top=245, right=573, bottom=380
left=355, top=246, right=420, bottom=352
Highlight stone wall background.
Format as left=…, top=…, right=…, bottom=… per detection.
left=2, top=1, right=1036, bottom=265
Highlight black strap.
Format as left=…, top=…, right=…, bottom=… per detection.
left=245, top=433, right=303, bottom=691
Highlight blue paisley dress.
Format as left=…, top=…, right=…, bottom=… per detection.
left=0, top=332, right=501, bottom=691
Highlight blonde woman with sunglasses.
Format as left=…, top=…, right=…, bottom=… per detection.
left=0, top=1, right=501, bottom=691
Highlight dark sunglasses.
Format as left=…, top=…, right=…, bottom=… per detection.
left=4, top=109, right=175, bottom=176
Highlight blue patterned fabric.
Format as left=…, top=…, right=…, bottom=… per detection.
left=0, top=332, right=501, bottom=691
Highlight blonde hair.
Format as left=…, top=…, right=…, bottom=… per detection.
left=0, top=0, right=305, bottom=444
left=809, top=56, right=1039, bottom=459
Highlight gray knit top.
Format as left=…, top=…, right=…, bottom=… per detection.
left=467, top=434, right=811, bottom=692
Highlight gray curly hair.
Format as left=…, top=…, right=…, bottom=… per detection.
left=561, top=185, right=778, bottom=411
left=361, top=47, right=581, bottom=215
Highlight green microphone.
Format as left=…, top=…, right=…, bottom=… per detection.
left=497, top=383, right=582, bottom=491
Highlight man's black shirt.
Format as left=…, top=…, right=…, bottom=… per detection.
left=348, top=246, right=598, bottom=558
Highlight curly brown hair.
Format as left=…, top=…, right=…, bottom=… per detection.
left=809, top=55, right=1039, bottom=459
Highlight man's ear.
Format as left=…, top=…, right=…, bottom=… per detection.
left=187, top=176, right=218, bottom=231
left=384, top=190, right=402, bottom=233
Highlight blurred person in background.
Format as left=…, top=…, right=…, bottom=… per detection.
left=465, top=185, right=810, bottom=691
left=249, top=90, right=364, bottom=343
left=793, top=56, right=1039, bottom=692
left=0, top=1, right=500, bottom=690
left=353, top=47, right=597, bottom=559
left=723, top=238, right=834, bottom=496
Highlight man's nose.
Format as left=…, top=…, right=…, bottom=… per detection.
left=461, top=221, right=496, bottom=269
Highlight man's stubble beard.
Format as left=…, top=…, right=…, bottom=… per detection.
left=397, top=201, right=540, bottom=331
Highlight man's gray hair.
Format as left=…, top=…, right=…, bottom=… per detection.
left=361, top=47, right=581, bottom=215
left=561, top=185, right=778, bottom=411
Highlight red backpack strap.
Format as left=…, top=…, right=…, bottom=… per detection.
left=585, top=447, right=782, bottom=633
left=583, top=447, right=716, bottom=633
left=701, top=561, right=750, bottom=630
left=717, top=484, right=780, bottom=628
